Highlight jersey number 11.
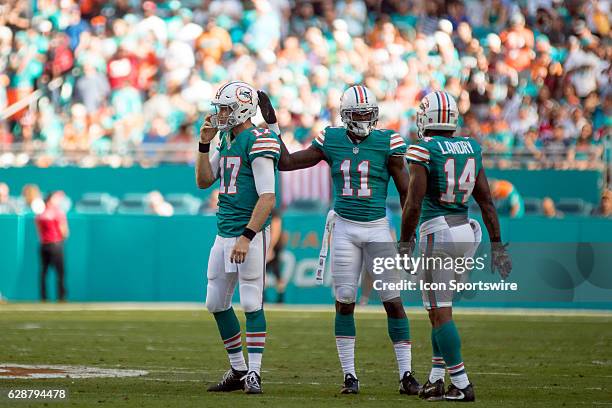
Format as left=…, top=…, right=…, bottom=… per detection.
left=340, top=159, right=371, bottom=197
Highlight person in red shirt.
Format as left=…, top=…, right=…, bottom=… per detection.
left=35, top=191, right=69, bottom=302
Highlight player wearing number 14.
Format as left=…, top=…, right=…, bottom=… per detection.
left=258, top=85, right=420, bottom=396
left=400, top=91, right=512, bottom=402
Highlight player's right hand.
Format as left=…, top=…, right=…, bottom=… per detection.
left=491, top=242, right=512, bottom=279
left=257, top=90, right=277, bottom=124
left=200, top=114, right=217, bottom=144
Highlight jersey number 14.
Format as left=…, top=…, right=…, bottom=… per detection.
left=441, top=157, right=476, bottom=204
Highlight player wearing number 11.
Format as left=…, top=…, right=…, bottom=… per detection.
left=258, top=86, right=420, bottom=396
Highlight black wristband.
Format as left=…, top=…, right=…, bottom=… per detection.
left=198, top=142, right=210, bottom=153
left=242, top=227, right=256, bottom=241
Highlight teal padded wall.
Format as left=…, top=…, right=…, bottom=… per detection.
left=1, top=213, right=611, bottom=308
left=0, top=166, right=604, bottom=204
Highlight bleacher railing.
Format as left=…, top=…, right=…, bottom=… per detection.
left=0, top=142, right=607, bottom=170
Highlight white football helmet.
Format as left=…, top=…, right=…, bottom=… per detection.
left=340, top=85, right=379, bottom=138
left=211, top=81, right=258, bottom=131
left=416, top=90, right=459, bottom=139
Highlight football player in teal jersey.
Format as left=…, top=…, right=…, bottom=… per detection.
left=400, top=91, right=512, bottom=402
left=258, top=86, right=420, bottom=396
left=196, top=81, right=281, bottom=394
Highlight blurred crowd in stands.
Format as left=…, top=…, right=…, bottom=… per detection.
left=0, top=0, right=610, bottom=170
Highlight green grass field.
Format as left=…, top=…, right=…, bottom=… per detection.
left=0, top=306, right=611, bottom=407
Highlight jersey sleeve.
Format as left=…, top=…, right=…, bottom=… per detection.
left=405, top=143, right=431, bottom=171
left=389, top=132, right=407, bottom=156
left=249, top=128, right=281, bottom=163
left=311, top=128, right=327, bottom=151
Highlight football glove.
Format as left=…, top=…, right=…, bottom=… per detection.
left=257, top=90, right=277, bottom=124
left=397, top=239, right=416, bottom=274
left=491, top=242, right=512, bottom=279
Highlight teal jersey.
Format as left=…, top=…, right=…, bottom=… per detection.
left=216, top=126, right=280, bottom=237
left=406, top=136, right=483, bottom=222
left=312, top=126, right=407, bottom=222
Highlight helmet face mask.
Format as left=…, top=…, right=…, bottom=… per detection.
left=211, top=103, right=239, bottom=131
left=340, top=85, right=379, bottom=138
left=416, top=102, right=427, bottom=139
left=341, top=107, right=379, bottom=138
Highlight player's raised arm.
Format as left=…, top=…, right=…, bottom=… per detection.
left=257, top=90, right=324, bottom=171
left=472, top=168, right=512, bottom=278
left=399, top=163, right=428, bottom=243
left=195, top=114, right=221, bottom=189
left=277, top=140, right=325, bottom=171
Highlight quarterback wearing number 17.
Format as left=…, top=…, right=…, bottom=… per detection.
left=257, top=86, right=420, bottom=396
left=196, top=81, right=281, bottom=394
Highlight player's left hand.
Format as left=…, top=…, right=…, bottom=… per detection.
left=230, top=236, right=251, bottom=264
left=397, top=239, right=416, bottom=274
left=491, top=242, right=512, bottom=279
left=257, top=90, right=277, bottom=124
left=397, top=239, right=415, bottom=257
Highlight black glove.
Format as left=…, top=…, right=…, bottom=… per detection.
left=491, top=242, right=512, bottom=279
left=397, top=239, right=416, bottom=274
left=257, top=90, right=277, bottom=124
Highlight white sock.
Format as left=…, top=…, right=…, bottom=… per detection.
left=448, top=362, right=469, bottom=389
left=393, top=340, right=412, bottom=379
left=246, top=331, right=266, bottom=375
left=248, top=353, right=262, bottom=375
left=228, top=352, right=247, bottom=371
left=429, top=356, right=445, bottom=383
left=223, top=332, right=247, bottom=371
left=335, top=336, right=356, bottom=377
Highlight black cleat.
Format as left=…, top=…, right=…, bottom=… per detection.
left=340, top=373, right=360, bottom=394
left=444, top=383, right=475, bottom=402
left=244, top=371, right=263, bottom=394
left=399, top=371, right=421, bottom=395
left=207, top=368, right=247, bottom=392
left=419, top=378, right=445, bottom=400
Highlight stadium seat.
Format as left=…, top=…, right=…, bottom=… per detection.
left=165, top=194, right=202, bottom=215
left=555, top=198, right=593, bottom=216
left=523, top=198, right=542, bottom=215
left=75, top=193, right=119, bottom=214
left=117, top=193, right=149, bottom=215
left=287, top=199, right=329, bottom=212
